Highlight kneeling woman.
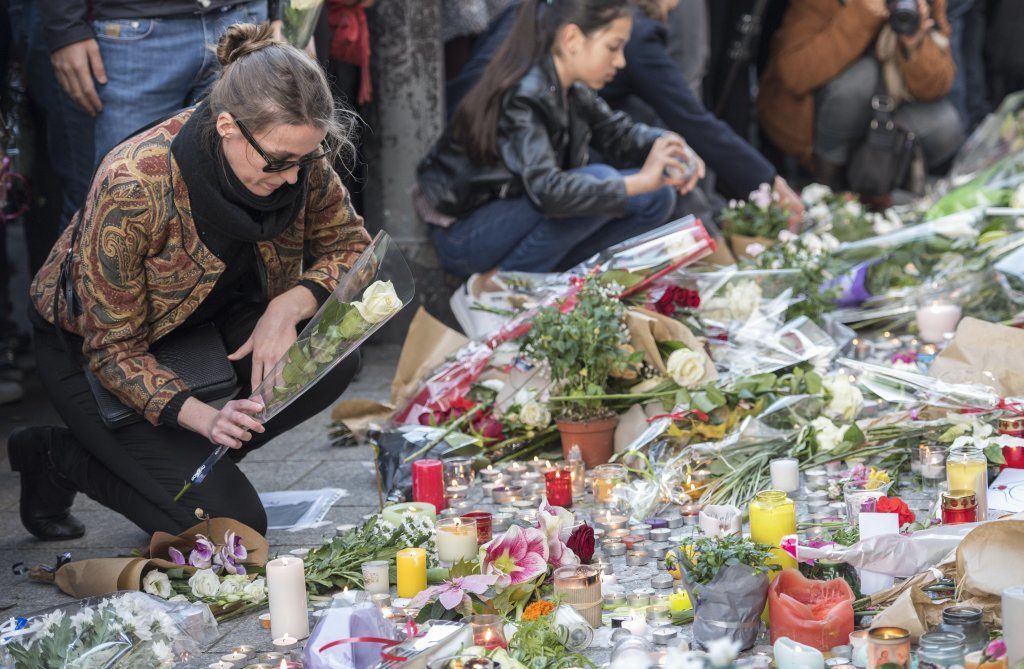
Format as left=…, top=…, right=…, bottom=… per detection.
left=12, top=24, right=370, bottom=539
left=417, top=0, right=704, bottom=277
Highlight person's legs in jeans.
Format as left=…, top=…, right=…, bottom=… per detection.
left=944, top=0, right=975, bottom=131
left=91, top=2, right=267, bottom=165
left=7, top=0, right=94, bottom=231
left=894, top=99, right=965, bottom=170
left=814, top=56, right=880, bottom=166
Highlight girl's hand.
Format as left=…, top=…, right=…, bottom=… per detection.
left=628, top=134, right=700, bottom=195
left=206, top=399, right=266, bottom=449
left=228, top=287, right=318, bottom=391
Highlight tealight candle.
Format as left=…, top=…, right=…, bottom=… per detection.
left=436, top=517, right=478, bottom=564
left=681, top=504, right=700, bottom=525
left=627, top=591, right=651, bottom=607
left=528, top=456, right=552, bottom=473
left=645, top=517, right=669, bottom=529
left=775, top=637, right=826, bottom=669
left=491, top=485, right=524, bottom=504
left=480, top=465, right=502, bottom=482
left=805, top=468, right=829, bottom=487
left=482, top=482, right=499, bottom=499
left=919, top=444, right=947, bottom=481
left=266, top=556, right=309, bottom=640
left=503, top=462, right=528, bottom=477
left=335, top=524, right=356, bottom=537
left=209, top=662, right=234, bottom=669
left=272, top=634, right=298, bottom=653
left=646, top=604, right=671, bottom=622
left=468, top=614, right=508, bottom=650
left=221, top=653, right=248, bottom=664
left=231, top=646, right=255, bottom=660
left=651, top=573, right=673, bottom=590
left=446, top=483, right=470, bottom=500
left=604, top=541, right=626, bottom=556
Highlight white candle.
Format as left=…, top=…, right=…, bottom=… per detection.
left=621, top=609, right=648, bottom=636
left=1005, top=586, right=1024, bottom=667
left=273, top=633, right=298, bottom=652
left=774, top=637, right=826, bottom=669
left=220, top=653, right=247, bottom=663
left=770, top=458, right=800, bottom=493
left=208, top=663, right=234, bottom=669
left=916, top=302, right=962, bottom=344
left=266, top=556, right=309, bottom=640
left=436, top=517, right=478, bottom=563
left=361, top=560, right=390, bottom=595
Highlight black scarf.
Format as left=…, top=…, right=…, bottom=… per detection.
left=171, top=101, right=309, bottom=256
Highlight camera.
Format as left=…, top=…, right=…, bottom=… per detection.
left=887, top=0, right=920, bottom=36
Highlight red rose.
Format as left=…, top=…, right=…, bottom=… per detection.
left=876, top=496, right=915, bottom=527
left=566, top=523, right=596, bottom=564
left=471, top=414, right=506, bottom=441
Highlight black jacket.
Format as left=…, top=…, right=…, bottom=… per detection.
left=419, top=58, right=663, bottom=219
left=39, top=0, right=276, bottom=53
left=447, top=4, right=777, bottom=199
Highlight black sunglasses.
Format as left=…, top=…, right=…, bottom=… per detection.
left=235, top=119, right=329, bottom=173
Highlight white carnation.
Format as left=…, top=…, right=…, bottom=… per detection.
left=142, top=570, right=172, bottom=599
left=519, top=400, right=551, bottom=429
left=811, top=416, right=844, bottom=452
left=665, top=348, right=706, bottom=388
left=800, top=183, right=832, bottom=206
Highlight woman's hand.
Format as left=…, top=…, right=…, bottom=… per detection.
left=178, top=397, right=265, bottom=449
left=228, top=286, right=318, bottom=391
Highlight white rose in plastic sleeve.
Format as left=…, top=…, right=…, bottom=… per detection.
left=188, top=568, right=221, bottom=599
left=811, top=416, right=843, bottom=451
left=243, top=577, right=268, bottom=603
left=825, top=375, right=864, bottom=421
left=352, top=280, right=402, bottom=324
left=665, top=230, right=699, bottom=261
left=666, top=348, right=706, bottom=388
left=520, top=400, right=552, bottom=429
left=217, top=574, right=248, bottom=598
left=142, top=570, right=172, bottom=599
left=725, top=280, right=762, bottom=322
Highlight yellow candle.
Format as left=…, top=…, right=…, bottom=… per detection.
left=749, top=490, right=797, bottom=573
left=396, top=547, right=427, bottom=598
left=668, top=588, right=692, bottom=612
left=947, top=446, right=988, bottom=520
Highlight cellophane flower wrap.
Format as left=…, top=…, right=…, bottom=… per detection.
left=253, top=231, right=414, bottom=422
left=280, top=0, right=325, bottom=49
left=0, top=591, right=217, bottom=669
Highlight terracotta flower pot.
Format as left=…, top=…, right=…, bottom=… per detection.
left=556, top=415, right=619, bottom=468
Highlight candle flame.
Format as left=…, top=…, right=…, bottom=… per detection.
left=484, top=629, right=493, bottom=642
left=533, top=456, right=538, bottom=462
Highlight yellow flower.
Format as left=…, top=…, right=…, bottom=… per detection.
left=867, top=468, right=891, bottom=489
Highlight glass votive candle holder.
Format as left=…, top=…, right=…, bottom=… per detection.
left=361, top=559, right=390, bottom=594
left=466, top=614, right=507, bottom=650
left=479, top=464, right=503, bottom=482
left=444, top=456, right=476, bottom=487
left=462, top=511, right=492, bottom=544
left=545, top=468, right=573, bottom=507
left=436, top=517, right=478, bottom=564
left=528, top=456, right=552, bottom=473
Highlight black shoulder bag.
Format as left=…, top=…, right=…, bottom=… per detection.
left=54, top=148, right=237, bottom=430
left=846, top=93, right=922, bottom=197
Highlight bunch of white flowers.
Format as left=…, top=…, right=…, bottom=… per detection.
left=824, top=374, right=864, bottom=422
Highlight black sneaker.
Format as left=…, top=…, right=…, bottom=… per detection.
left=7, top=427, right=86, bottom=541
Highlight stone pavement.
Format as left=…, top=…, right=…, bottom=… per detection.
left=0, top=342, right=403, bottom=666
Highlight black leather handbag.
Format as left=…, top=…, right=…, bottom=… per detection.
left=55, top=149, right=238, bottom=430
left=846, top=94, right=920, bottom=197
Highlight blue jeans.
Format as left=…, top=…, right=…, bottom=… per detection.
left=431, top=164, right=677, bottom=277
left=8, top=0, right=95, bottom=231
left=92, top=1, right=268, bottom=165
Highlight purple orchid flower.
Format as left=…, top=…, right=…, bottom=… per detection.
left=224, top=530, right=247, bottom=561
left=215, top=545, right=246, bottom=575
left=168, top=547, right=186, bottom=566
left=189, top=534, right=215, bottom=569
left=408, top=574, right=499, bottom=610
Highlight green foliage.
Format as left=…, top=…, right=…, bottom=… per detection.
left=719, top=189, right=791, bottom=239
left=676, top=534, right=778, bottom=586
left=505, top=615, right=595, bottom=669
left=519, top=279, right=631, bottom=420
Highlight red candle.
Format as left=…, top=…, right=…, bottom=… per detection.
left=621, top=534, right=644, bottom=550
left=998, top=418, right=1024, bottom=470
left=463, top=511, right=492, bottom=544
left=545, top=469, right=573, bottom=507
left=412, top=459, right=446, bottom=512
left=942, top=490, right=977, bottom=525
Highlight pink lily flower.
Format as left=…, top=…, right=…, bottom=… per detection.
left=408, top=574, right=499, bottom=610
left=536, top=499, right=578, bottom=568
left=482, top=525, right=549, bottom=589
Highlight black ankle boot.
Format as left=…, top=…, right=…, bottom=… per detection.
left=7, top=427, right=86, bottom=541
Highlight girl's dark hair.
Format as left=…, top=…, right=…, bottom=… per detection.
left=451, top=0, right=630, bottom=165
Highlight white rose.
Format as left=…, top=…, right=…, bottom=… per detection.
left=665, top=230, right=699, bottom=260
left=217, top=574, right=247, bottom=598
left=725, top=280, right=762, bottom=322
left=666, top=348, right=706, bottom=388
left=811, top=416, right=843, bottom=452
left=825, top=375, right=864, bottom=422
left=351, top=280, right=402, bottom=324
left=244, top=577, right=268, bottom=603
left=800, top=183, right=832, bottom=206
left=142, top=570, right=172, bottom=599
left=188, top=569, right=220, bottom=599
left=519, top=400, right=551, bottom=429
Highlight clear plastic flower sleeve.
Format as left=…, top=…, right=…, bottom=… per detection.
left=0, top=591, right=217, bottom=668
left=253, top=231, right=415, bottom=422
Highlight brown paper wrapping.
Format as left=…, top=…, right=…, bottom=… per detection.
left=390, top=307, right=469, bottom=407
left=53, top=518, right=268, bottom=599
left=703, top=237, right=738, bottom=266
left=929, top=317, right=1024, bottom=396
left=625, top=308, right=717, bottom=384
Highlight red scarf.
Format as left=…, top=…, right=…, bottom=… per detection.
left=327, top=1, right=373, bottom=105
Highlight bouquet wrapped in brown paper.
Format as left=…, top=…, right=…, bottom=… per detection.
left=46, top=518, right=269, bottom=621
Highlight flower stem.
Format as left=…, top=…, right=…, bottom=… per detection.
left=173, top=482, right=191, bottom=502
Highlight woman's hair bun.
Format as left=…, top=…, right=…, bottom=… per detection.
left=216, top=22, right=279, bottom=67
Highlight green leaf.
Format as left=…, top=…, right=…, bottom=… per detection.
left=984, top=444, right=1007, bottom=465
left=842, top=423, right=866, bottom=447
left=704, top=386, right=728, bottom=408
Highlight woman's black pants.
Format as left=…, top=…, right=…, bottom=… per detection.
left=31, top=302, right=358, bottom=535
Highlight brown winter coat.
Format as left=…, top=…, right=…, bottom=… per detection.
left=30, top=108, right=370, bottom=425
left=756, top=0, right=955, bottom=165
